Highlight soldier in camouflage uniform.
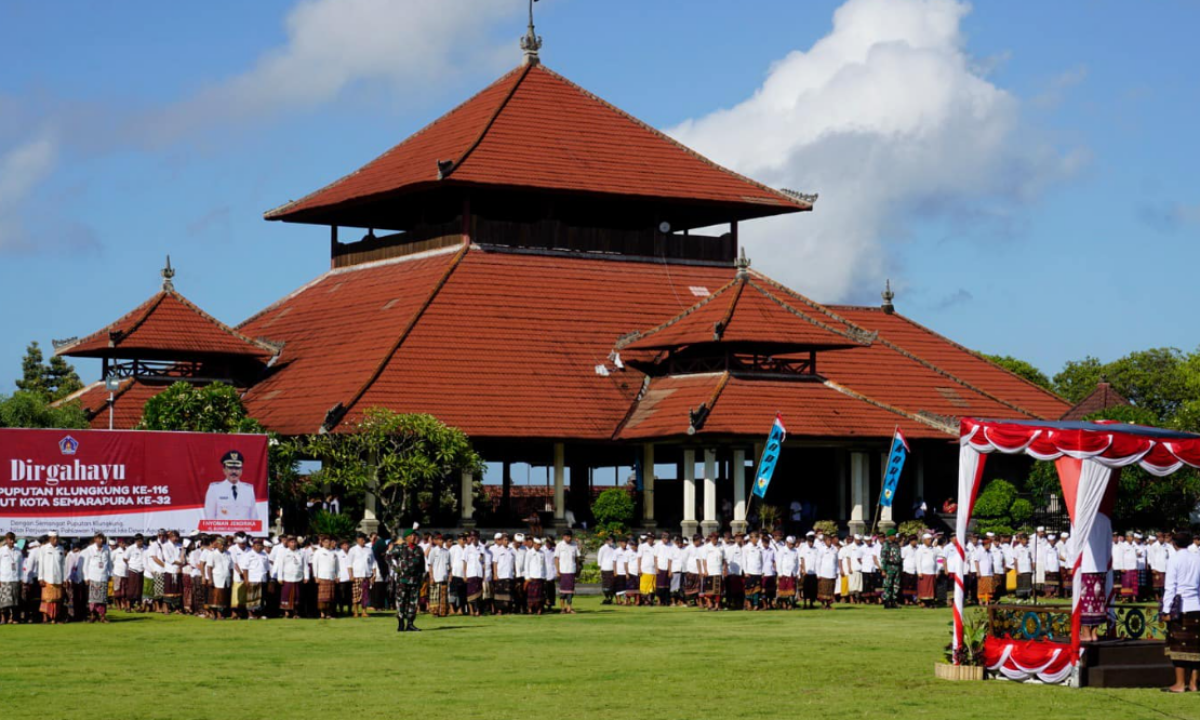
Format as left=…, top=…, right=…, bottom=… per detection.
left=880, top=528, right=903, bottom=609
left=389, top=526, right=426, bottom=632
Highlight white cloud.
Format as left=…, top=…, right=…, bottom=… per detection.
left=0, top=134, right=58, bottom=252
left=144, top=0, right=521, bottom=144
left=670, top=0, right=1084, bottom=302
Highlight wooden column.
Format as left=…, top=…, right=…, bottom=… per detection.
left=553, top=442, right=566, bottom=531
left=642, top=443, right=656, bottom=529
left=502, top=460, right=512, bottom=521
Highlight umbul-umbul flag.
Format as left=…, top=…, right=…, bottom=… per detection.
left=752, top=414, right=787, bottom=499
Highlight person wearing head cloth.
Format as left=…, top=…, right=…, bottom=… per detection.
left=345, top=533, right=377, bottom=619
left=623, top=537, right=641, bottom=606
left=311, top=536, right=341, bottom=620
left=700, top=533, right=724, bottom=611
left=0, top=532, right=23, bottom=624
left=388, top=524, right=426, bottom=631
left=203, top=536, right=234, bottom=620
left=683, top=535, right=704, bottom=606
left=491, top=533, right=516, bottom=615
left=879, top=529, right=903, bottom=609
left=34, top=531, right=67, bottom=624
left=596, top=535, right=617, bottom=605
left=426, top=534, right=451, bottom=618
left=1013, top=534, right=1034, bottom=600
left=462, top=532, right=485, bottom=617
left=79, top=533, right=113, bottom=623
left=775, top=535, right=799, bottom=609
left=915, top=533, right=938, bottom=608
left=237, top=537, right=271, bottom=620
left=512, top=534, right=529, bottom=614
left=554, top=531, right=580, bottom=614
left=203, top=450, right=258, bottom=525
left=638, top=535, right=657, bottom=606
left=1162, top=531, right=1200, bottom=692
left=541, top=534, right=558, bottom=611
left=272, top=536, right=308, bottom=619
left=522, top=537, right=546, bottom=615
left=1040, top=534, right=1062, bottom=599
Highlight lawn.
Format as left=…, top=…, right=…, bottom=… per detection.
left=0, top=599, right=1192, bottom=720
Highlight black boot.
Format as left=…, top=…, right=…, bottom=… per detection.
left=397, top=617, right=404, bottom=632
left=407, top=620, right=420, bottom=632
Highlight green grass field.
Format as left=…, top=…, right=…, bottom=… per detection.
left=0, top=599, right=1193, bottom=720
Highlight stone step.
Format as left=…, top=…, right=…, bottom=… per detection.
left=1084, top=641, right=1169, bottom=666
left=1084, top=663, right=1175, bottom=689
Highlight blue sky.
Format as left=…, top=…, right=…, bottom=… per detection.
left=1, top=0, right=1198, bottom=394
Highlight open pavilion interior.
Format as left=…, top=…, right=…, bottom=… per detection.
left=51, top=44, right=1071, bottom=537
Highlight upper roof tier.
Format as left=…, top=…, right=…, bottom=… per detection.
left=264, top=64, right=812, bottom=231
left=616, top=267, right=871, bottom=354
left=54, top=275, right=280, bottom=362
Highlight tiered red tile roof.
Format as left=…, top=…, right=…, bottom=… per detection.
left=55, top=288, right=279, bottom=360
left=1060, top=381, right=1131, bottom=421
left=617, top=272, right=867, bottom=353
left=237, top=246, right=1069, bottom=439
left=59, top=379, right=170, bottom=430
left=264, top=63, right=810, bottom=225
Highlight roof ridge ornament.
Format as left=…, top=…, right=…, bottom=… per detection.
left=162, top=255, right=176, bottom=292
left=881, top=279, right=895, bottom=314
left=520, top=0, right=543, bottom=66
left=735, top=247, right=751, bottom=279
left=780, top=188, right=818, bottom=204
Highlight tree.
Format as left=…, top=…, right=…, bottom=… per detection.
left=0, top=391, right=89, bottom=429
left=1104, top=348, right=1190, bottom=422
left=13, top=341, right=84, bottom=401
left=591, top=487, right=635, bottom=532
left=138, top=381, right=300, bottom=503
left=1052, top=356, right=1104, bottom=404
left=982, top=354, right=1052, bottom=390
left=303, top=408, right=483, bottom=534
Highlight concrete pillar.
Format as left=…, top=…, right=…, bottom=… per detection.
left=358, top=454, right=381, bottom=534
left=641, top=443, right=656, bottom=530
left=553, top=442, right=567, bottom=531
left=701, top=448, right=718, bottom=536
left=849, top=451, right=868, bottom=535
left=501, top=460, right=512, bottom=520
left=682, top=448, right=698, bottom=537
left=732, top=448, right=747, bottom=534
left=879, top=451, right=895, bottom=531
left=460, top=470, right=476, bottom=528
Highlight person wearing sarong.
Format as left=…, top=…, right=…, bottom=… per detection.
left=761, top=536, right=779, bottom=610
left=743, top=533, right=764, bottom=610
left=21, top=542, right=40, bottom=623
left=542, top=535, right=557, bottom=610
left=204, top=537, right=233, bottom=620
left=464, top=534, right=485, bottom=617
left=724, top=535, right=746, bottom=610
left=122, top=535, right=146, bottom=611
left=512, top=534, right=528, bottom=614
left=448, top=534, right=467, bottom=615
left=554, top=531, right=580, bottom=614
left=623, top=539, right=641, bottom=606
left=1150, top=532, right=1170, bottom=601
left=861, top=537, right=881, bottom=605
left=35, top=532, right=66, bottom=624
left=597, top=536, right=616, bottom=605
left=975, top=537, right=997, bottom=604
left=189, top=538, right=210, bottom=616
left=523, top=538, right=546, bottom=615
left=699, top=535, right=723, bottom=611
left=775, top=536, right=799, bottom=608
left=612, top=538, right=628, bottom=605
left=639, top=535, right=657, bottom=606
left=347, top=534, right=377, bottom=618
left=161, top=531, right=186, bottom=613
left=491, top=534, right=515, bottom=615
left=273, top=537, right=308, bottom=619
left=312, top=537, right=340, bottom=619
left=238, top=538, right=271, bottom=619
left=389, top=526, right=427, bottom=632
left=81, top=533, right=113, bottom=623
left=1163, top=532, right=1200, bottom=692
left=799, top=534, right=819, bottom=608
left=900, top=536, right=918, bottom=606
left=684, top=535, right=705, bottom=606
left=64, top=542, right=85, bottom=622
left=880, top=530, right=903, bottom=609
left=427, top=534, right=451, bottom=617
left=0, top=533, right=23, bottom=624
left=816, top=535, right=838, bottom=610
left=1040, top=534, right=1062, bottom=598
left=1014, top=535, right=1034, bottom=599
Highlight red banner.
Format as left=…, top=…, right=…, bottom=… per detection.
left=0, top=428, right=269, bottom=537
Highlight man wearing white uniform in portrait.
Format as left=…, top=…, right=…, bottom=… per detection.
left=203, top=450, right=258, bottom=525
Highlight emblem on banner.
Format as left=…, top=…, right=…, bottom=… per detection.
left=59, top=435, right=79, bottom=456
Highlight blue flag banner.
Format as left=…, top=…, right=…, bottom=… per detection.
left=752, top=415, right=788, bottom=499
left=878, top=429, right=909, bottom=508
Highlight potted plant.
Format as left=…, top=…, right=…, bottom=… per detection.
left=935, top=609, right=987, bottom=681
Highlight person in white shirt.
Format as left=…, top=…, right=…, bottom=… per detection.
left=652, top=532, right=673, bottom=607
left=491, top=534, right=517, bottom=615
left=186, top=538, right=206, bottom=615
left=110, top=537, right=129, bottom=610
left=344, top=534, right=376, bottom=618
left=448, top=535, right=467, bottom=616
left=775, top=536, right=799, bottom=608
left=1013, top=535, right=1034, bottom=600
left=36, top=532, right=67, bottom=623
left=816, top=535, right=839, bottom=609
left=238, top=537, right=272, bottom=619
left=554, top=531, right=581, bottom=614
left=915, top=534, right=939, bottom=607
left=204, top=537, right=234, bottom=620
left=860, top=536, right=881, bottom=605
left=273, top=536, right=309, bottom=619
left=799, top=532, right=819, bottom=608
left=743, top=531, right=765, bottom=610
left=1150, top=532, right=1170, bottom=601
left=427, top=534, right=451, bottom=617
left=79, top=533, right=113, bottom=623
left=639, top=535, right=658, bottom=607
left=523, top=537, right=547, bottom=615
left=1041, top=535, right=1062, bottom=598
left=597, top=536, right=617, bottom=605
left=725, top=534, right=746, bottom=608
left=542, top=534, right=558, bottom=610
left=0, top=532, right=23, bottom=624
left=701, top=534, right=724, bottom=611
left=202, top=450, right=258, bottom=524
left=312, top=537, right=341, bottom=619
left=670, top=535, right=687, bottom=607
left=1163, top=531, right=1200, bottom=692
left=762, top=534, right=779, bottom=609
left=612, top=537, right=629, bottom=605
left=464, top=534, right=485, bottom=617
left=64, top=541, right=86, bottom=623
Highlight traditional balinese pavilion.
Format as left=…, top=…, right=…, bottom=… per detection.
left=53, top=259, right=281, bottom=429
left=52, top=36, right=1069, bottom=535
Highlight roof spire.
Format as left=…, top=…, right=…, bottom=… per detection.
left=735, top=247, right=751, bottom=279
left=520, top=0, right=542, bottom=65
left=162, top=255, right=176, bottom=292
left=881, top=279, right=895, bottom=314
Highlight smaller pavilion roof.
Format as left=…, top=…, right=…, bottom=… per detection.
left=56, top=378, right=171, bottom=430
left=1060, top=381, right=1132, bottom=421
left=54, top=264, right=280, bottom=361
left=615, top=268, right=871, bottom=354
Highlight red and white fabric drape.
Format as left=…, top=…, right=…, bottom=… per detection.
left=954, top=418, right=1200, bottom=673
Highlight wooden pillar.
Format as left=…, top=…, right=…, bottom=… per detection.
left=553, top=442, right=566, bottom=531
left=701, top=448, right=719, bottom=536
left=681, top=448, right=698, bottom=537
left=732, top=448, right=747, bottom=534
left=642, top=443, right=656, bottom=529
left=502, top=460, right=513, bottom=520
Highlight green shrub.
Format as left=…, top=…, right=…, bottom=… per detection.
left=898, top=519, right=929, bottom=537
left=309, top=510, right=358, bottom=538
left=813, top=519, right=840, bottom=537
left=973, top=479, right=1018, bottom=519
left=592, top=488, right=635, bottom=527
left=578, top=562, right=601, bottom=584
left=1010, top=498, right=1034, bottom=525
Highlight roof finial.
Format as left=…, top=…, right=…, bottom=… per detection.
left=520, top=0, right=542, bottom=65
left=735, top=247, right=751, bottom=278
left=162, top=255, right=176, bottom=292
left=881, top=279, right=895, bottom=314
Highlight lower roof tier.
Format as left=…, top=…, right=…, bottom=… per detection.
left=231, top=244, right=1068, bottom=439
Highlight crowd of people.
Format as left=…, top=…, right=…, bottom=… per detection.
left=0, top=523, right=1192, bottom=629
